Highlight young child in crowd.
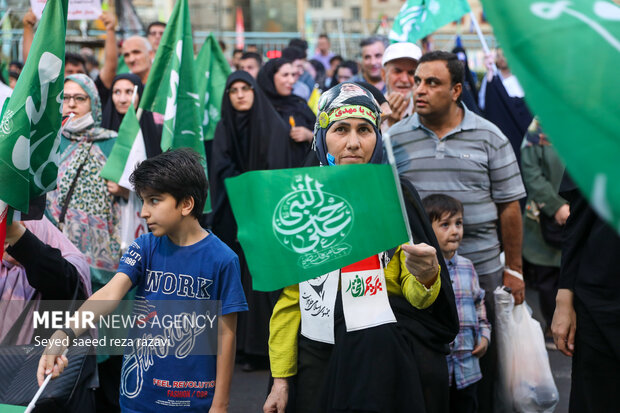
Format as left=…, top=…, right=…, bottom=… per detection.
left=38, top=149, right=248, bottom=412
left=423, top=194, right=491, bottom=413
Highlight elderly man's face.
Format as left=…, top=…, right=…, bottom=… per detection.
left=383, top=58, right=417, bottom=99
left=122, top=38, right=154, bottom=80
left=325, top=118, right=377, bottom=165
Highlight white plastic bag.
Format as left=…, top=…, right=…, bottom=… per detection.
left=494, top=287, right=559, bottom=412
left=119, top=190, right=147, bottom=252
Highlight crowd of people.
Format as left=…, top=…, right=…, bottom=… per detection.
left=0, top=10, right=618, bottom=413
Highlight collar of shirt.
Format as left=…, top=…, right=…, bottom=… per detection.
left=446, top=251, right=459, bottom=267
left=409, top=102, right=477, bottom=139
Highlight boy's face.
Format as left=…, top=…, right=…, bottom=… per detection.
left=139, top=190, right=190, bottom=237
left=431, top=212, right=463, bottom=260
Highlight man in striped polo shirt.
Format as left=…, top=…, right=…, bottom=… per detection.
left=389, top=50, right=526, bottom=413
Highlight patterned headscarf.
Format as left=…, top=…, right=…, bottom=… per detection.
left=313, top=82, right=383, bottom=165
left=63, top=74, right=115, bottom=142
left=65, top=73, right=103, bottom=125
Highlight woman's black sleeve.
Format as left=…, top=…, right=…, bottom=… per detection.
left=5, top=229, right=84, bottom=300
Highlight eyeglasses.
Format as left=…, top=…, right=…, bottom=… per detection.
left=63, top=94, right=89, bottom=103
left=227, top=85, right=253, bottom=95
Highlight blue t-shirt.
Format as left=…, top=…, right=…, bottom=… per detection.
left=116, top=232, right=248, bottom=412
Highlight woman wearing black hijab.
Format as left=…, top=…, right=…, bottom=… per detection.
left=101, top=73, right=162, bottom=158
left=210, top=70, right=291, bottom=370
left=257, top=58, right=316, bottom=167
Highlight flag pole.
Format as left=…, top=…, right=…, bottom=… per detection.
left=25, top=349, right=69, bottom=413
left=469, top=10, right=490, bottom=55
left=383, top=132, right=414, bottom=246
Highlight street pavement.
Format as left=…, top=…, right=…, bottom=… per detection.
left=228, top=287, right=573, bottom=413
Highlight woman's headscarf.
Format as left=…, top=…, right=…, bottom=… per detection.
left=100, top=73, right=162, bottom=158
left=313, top=82, right=383, bottom=165
left=64, top=74, right=115, bottom=142
left=210, top=70, right=292, bottom=248
left=257, top=58, right=316, bottom=130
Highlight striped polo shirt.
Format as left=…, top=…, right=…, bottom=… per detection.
left=388, top=104, right=526, bottom=276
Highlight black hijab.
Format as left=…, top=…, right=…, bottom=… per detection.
left=101, top=73, right=163, bottom=158
left=257, top=58, right=316, bottom=166
left=210, top=70, right=292, bottom=248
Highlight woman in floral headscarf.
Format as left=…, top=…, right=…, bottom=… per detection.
left=46, top=74, right=120, bottom=290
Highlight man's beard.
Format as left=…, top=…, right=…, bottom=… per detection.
left=364, top=70, right=382, bottom=83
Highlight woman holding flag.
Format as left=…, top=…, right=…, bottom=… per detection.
left=263, top=82, right=459, bottom=413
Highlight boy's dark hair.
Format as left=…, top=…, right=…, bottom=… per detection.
left=422, top=194, right=464, bottom=223
left=147, top=21, right=166, bottom=35
left=65, top=53, right=87, bottom=71
left=288, top=38, right=308, bottom=53
left=9, top=60, right=23, bottom=71
left=241, top=51, right=262, bottom=65
left=130, top=148, right=208, bottom=219
left=329, top=54, right=343, bottom=65
left=282, top=46, right=306, bottom=61
left=233, top=48, right=244, bottom=56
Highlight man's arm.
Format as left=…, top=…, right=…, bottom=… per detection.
left=22, top=9, right=37, bottom=62
left=210, top=312, right=237, bottom=413
left=37, top=272, right=133, bottom=385
left=98, top=12, right=118, bottom=89
left=497, top=200, right=525, bottom=304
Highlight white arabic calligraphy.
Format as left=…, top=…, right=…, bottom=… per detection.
left=273, top=174, right=353, bottom=255
left=531, top=1, right=620, bottom=52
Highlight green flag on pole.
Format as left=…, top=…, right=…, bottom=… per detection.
left=480, top=0, right=620, bottom=233
left=195, top=33, right=231, bottom=142
left=0, top=0, right=68, bottom=212
left=225, top=164, right=409, bottom=291
left=100, top=102, right=145, bottom=189
left=139, top=0, right=209, bottom=211
left=389, top=0, right=470, bottom=43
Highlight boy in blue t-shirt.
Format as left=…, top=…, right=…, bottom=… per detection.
left=423, top=194, right=491, bottom=413
left=38, top=148, right=248, bottom=412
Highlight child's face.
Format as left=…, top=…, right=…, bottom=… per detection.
left=431, top=212, right=463, bottom=260
left=139, top=190, right=189, bottom=237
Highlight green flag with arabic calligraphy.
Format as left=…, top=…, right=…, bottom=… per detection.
left=225, top=164, right=409, bottom=291
left=389, top=0, right=470, bottom=43
left=480, top=0, right=620, bottom=233
left=138, top=0, right=210, bottom=211
left=0, top=0, right=67, bottom=213
left=195, top=33, right=231, bottom=142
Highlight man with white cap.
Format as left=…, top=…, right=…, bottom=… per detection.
left=381, top=42, right=422, bottom=131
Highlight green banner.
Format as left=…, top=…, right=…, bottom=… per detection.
left=389, top=0, right=470, bottom=43
left=100, top=102, right=143, bottom=188
left=480, top=0, right=620, bottom=233
left=138, top=0, right=209, bottom=211
left=225, top=164, right=409, bottom=291
left=0, top=0, right=68, bottom=212
left=195, top=33, right=231, bottom=142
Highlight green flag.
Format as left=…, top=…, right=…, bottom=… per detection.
left=0, top=0, right=68, bottom=212
left=389, top=0, right=470, bottom=43
left=480, top=0, right=620, bottom=233
left=0, top=404, right=25, bottom=412
left=138, top=0, right=209, bottom=211
left=100, top=101, right=145, bottom=189
left=195, top=33, right=231, bottom=142
left=225, top=164, right=409, bottom=291
left=116, top=55, right=130, bottom=75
